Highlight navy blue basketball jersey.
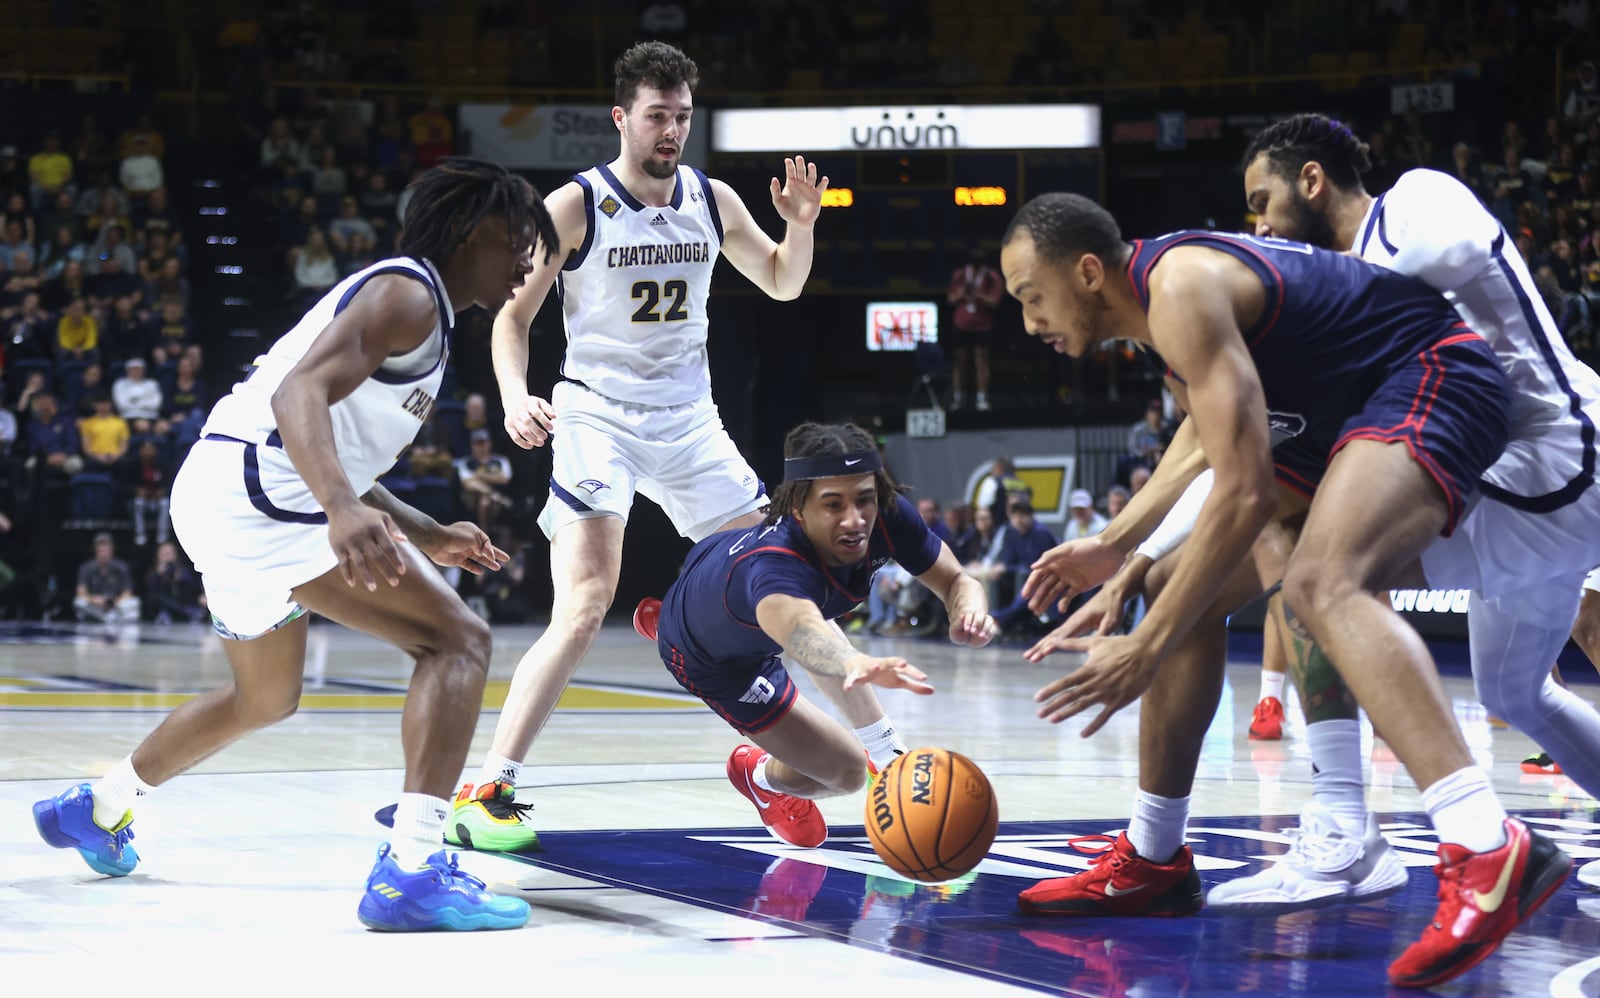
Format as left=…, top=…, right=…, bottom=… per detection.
left=657, top=494, right=941, bottom=672
left=1127, top=231, right=1477, bottom=453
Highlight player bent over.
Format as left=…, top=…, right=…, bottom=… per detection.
left=31, top=158, right=559, bottom=931
left=648, top=422, right=996, bottom=846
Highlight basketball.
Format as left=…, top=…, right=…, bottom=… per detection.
left=864, top=747, right=998, bottom=883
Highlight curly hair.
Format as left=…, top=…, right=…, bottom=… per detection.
left=762, top=422, right=907, bottom=526
left=614, top=41, right=700, bottom=109
left=398, top=156, right=560, bottom=267
left=1241, top=113, right=1372, bottom=191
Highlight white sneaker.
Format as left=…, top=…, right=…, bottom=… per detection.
left=1205, top=801, right=1408, bottom=915
left=1580, top=857, right=1600, bottom=889
left=976, top=393, right=992, bottom=412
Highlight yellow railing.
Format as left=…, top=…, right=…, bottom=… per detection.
left=0, top=71, right=132, bottom=91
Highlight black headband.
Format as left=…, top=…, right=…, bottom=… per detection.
left=783, top=450, right=883, bottom=481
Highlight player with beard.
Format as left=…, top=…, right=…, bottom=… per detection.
left=443, top=42, right=916, bottom=853
left=999, top=191, right=1570, bottom=988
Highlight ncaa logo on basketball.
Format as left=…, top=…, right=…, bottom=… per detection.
left=911, top=750, right=936, bottom=805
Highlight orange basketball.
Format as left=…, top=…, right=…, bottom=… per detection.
left=864, top=747, right=998, bottom=883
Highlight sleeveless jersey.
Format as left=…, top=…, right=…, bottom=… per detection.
left=1356, top=168, right=1600, bottom=510
left=200, top=256, right=453, bottom=518
left=1126, top=231, right=1475, bottom=454
left=557, top=163, right=724, bottom=406
left=658, top=495, right=941, bottom=671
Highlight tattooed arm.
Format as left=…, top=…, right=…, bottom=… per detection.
left=755, top=593, right=934, bottom=694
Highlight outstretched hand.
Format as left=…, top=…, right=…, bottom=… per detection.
left=948, top=610, right=998, bottom=648
left=771, top=155, right=828, bottom=228
left=421, top=521, right=510, bottom=576
left=843, top=654, right=935, bottom=695
left=1023, top=536, right=1125, bottom=616
left=1033, top=633, right=1161, bottom=737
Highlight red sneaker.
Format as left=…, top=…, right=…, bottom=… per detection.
left=633, top=597, right=661, bottom=642
left=726, top=744, right=828, bottom=848
left=1248, top=695, right=1285, bottom=740
left=1388, top=817, right=1572, bottom=988
left=1018, top=833, right=1204, bottom=916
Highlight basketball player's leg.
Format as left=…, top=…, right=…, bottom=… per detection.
left=1017, top=553, right=1259, bottom=917
left=1282, top=440, right=1470, bottom=790
left=293, top=544, right=494, bottom=799
left=1470, top=581, right=1600, bottom=796
left=749, top=694, right=872, bottom=799
left=1286, top=439, right=1570, bottom=986
left=488, top=513, right=625, bottom=762
left=293, top=546, right=526, bottom=930
left=1573, top=578, right=1600, bottom=676
left=126, top=614, right=311, bottom=785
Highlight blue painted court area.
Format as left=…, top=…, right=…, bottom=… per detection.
left=504, top=811, right=1600, bottom=997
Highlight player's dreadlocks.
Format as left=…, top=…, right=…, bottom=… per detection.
left=763, top=422, right=907, bottom=527
left=398, top=156, right=560, bottom=267
left=614, top=40, right=700, bottom=109
left=1241, top=113, right=1373, bottom=191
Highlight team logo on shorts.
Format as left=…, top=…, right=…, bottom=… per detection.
left=576, top=479, right=610, bottom=495
left=598, top=195, right=621, bottom=218
left=738, top=676, right=776, bottom=705
left=1267, top=410, right=1307, bottom=444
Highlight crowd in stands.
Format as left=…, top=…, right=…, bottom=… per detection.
left=0, top=109, right=203, bottom=621
left=2, top=0, right=1597, bottom=626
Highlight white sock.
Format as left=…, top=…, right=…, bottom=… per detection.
left=1306, top=719, right=1368, bottom=836
left=476, top=754, right=522, bottom=791
left=390, top=793, right=450, bottom=870
left=1127, top=789, right=1189, bottom=864
left=751, top=755, right=777, bottom=793
left=1259, top=670, right=1286, bottom=703
left=1422, top=767, right=1508, bottom=853
left=91, top=755, right=156, bottom=829
left=855, top=717, right=907, bottom=769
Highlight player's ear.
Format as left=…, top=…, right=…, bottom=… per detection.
left=612, top=106, right=626, bottom=132
left=1077, top=252, right=1105, bottom=292
left=1299, top=160, right=1326, bottom=201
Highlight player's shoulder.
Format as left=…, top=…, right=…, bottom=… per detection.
left=1388, top=168, right=1478, bottom=210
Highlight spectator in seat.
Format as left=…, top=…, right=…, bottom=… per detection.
left=143, top=540, right=204, bottom=623
left=112, top=356, right=162, bottom=434
left=74, top=532, right=140, bottom=624
left=453, top=428, right=513, bottom=529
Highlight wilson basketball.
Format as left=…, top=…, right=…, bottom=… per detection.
left=865, top=747, right=998, bottom=883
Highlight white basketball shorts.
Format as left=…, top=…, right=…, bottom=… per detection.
left=537, top=379, right=767, bottom=543
left=170, top=437, right=338, bottom=638
left=1421, top=483, right=1600, bottom=630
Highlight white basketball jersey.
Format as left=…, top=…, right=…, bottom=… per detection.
left=201, top=256, right=453, bottom=515
left=1357, top=168, right=1600, bottom=508
left=556, top=164, right=723, bottom=406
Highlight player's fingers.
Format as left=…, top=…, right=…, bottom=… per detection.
left=486, top=542, right=510, bottom=566
left=1080, top=706, right=1116, bottom=738
left=816, top=175, right=829, bottom=192
left=348, top=550, right=378, bottom=592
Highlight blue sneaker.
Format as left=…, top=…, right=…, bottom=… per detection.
left=33, top=783, right=139, bottom=877
left=357, top=843, right=530, bottom=931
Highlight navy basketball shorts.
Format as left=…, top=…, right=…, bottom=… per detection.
left=662, top=644, right=799, bottom=736
left=1273, top=331, right=1510, bottom=535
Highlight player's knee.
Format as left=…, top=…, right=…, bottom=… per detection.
left=235, top=679, right=302, bottom=726
left=1280, top=562, right=1354, bottom=627
left=830, top=758, right=868, bottom=796
left=452, top=611, right=494, bottom=671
